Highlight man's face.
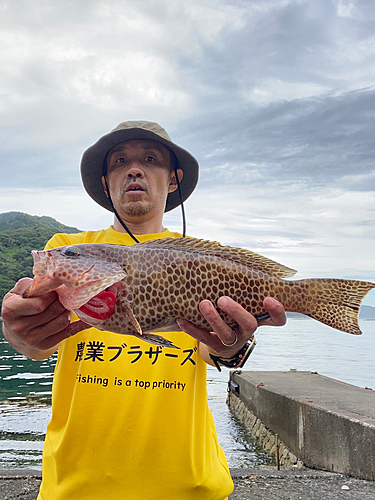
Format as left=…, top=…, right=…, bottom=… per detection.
left=102, top=140, right=180, bottom=220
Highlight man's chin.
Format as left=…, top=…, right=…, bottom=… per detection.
left=121, top=202, right=152, bottom=218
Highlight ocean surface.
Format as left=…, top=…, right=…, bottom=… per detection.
left=1, top=318, right=374, bottom=470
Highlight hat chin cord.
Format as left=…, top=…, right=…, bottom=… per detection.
left=174, top=166, right=186, bottom=238
left=103, top=167, right=186, bottom=244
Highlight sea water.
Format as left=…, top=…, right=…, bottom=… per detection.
left=1, top=318, right=375, bottom=470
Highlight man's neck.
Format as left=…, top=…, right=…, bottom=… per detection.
left=112, top=217, right=165, bottom=236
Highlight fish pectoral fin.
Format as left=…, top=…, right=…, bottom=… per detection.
left=122, top=303, right=143, bottom=336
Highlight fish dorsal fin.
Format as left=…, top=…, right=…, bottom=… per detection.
left=136, top=237, right=297, bottom=279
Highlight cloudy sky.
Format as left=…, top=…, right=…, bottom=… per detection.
left=1, top=0, right=375, bottom=307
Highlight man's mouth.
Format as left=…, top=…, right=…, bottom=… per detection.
left=125, top=184, right=145, bottom=193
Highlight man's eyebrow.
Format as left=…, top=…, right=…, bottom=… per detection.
left=108, top=145, right=125, bottom=156
left=143, top=144, right=166, bottom=153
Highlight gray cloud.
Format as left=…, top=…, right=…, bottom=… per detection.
left=0, top=0, right=374, bottom=301
left=176, top=87, right=375, bottom=192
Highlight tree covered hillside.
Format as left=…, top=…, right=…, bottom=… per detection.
left=0, top=212, right=80, bottom=303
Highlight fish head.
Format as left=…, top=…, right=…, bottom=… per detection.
left=24, top=244, right=128, bottom=314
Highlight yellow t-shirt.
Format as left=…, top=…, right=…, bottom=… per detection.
left=37, top=226, right=233, bottom=500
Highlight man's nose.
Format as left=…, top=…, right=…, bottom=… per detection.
left=126, top=162, right=144, bottom=178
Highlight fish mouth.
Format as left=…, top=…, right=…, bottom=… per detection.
left=23, top=276, right=64, bottom=298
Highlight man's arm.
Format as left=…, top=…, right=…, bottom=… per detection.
left=1, top=278, right=88, bottom=361
left=177, top=296, right=286, bottom=366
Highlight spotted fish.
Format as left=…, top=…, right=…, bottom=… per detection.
left=24, top=238, right=375, bottom=348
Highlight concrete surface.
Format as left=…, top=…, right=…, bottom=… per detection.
left=1, top=468, right=375, bottom=499
left=0, top=470, right=41, bottom=500
left=230, top=370, right=375, bottom=480
left=230, top=468, right=375, bottom=499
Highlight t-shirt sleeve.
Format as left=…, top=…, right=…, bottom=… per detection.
left=44, top=232, right=84, bottom=250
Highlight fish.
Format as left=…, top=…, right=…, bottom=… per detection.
left=24, top=237, right=375, bottom=348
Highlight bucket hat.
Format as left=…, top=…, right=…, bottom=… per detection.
left=81, top=120, right=199, bottom=212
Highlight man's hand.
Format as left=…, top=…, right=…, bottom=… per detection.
left=1, top=278, right=88, bottom=360
left=176, top=296, right=286, bottom=365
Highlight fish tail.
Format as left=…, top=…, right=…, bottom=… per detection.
left=292, top=278, right=375, bottom=335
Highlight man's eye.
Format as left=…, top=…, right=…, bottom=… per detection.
left=115, top=157, right=125, bottom=163
left=145, top=156, right=156, bottom=162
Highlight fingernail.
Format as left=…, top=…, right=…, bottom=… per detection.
left=218, top=296, right=228, bottom=307
left=176, top=319, right=185, bottom=331
left=265, top=297, right=276, bottom=305
left=199, top=301, right=211, bottom=314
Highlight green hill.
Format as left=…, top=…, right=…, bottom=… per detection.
left=0, top=212, right=81, bottom=304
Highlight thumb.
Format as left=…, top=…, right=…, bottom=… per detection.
left=10, top=278, right=34, bottom=296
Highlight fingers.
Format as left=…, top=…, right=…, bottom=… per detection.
left=4, top=279, right=63, bottom=321
left=11, top=277, right=33, bottom=294
left=1, top=278, right=88, bottom=357
left=259, top=297, right=287, bottom=327
left=199, top=300, right=236, bottom=346
left=176, top=317, right=226, bottom=354
left=177, top=296, right=286, bottom=362
left=34, top=320, right=90, bottom=351
left=177, top=297, right=259, bottom=357
left=216, top=296, right=258, bottom=337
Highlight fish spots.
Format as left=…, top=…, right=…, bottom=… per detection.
left=127, top=246, right=269, bottom=332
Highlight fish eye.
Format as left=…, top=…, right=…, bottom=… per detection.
left=63, top=246, right=80, bottom=258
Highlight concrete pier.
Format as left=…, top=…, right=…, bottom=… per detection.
left=228, top=370, right=375, bottom=481
left=3, top=370, right=375, bottom=498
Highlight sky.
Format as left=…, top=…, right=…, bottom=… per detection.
left=1, top=0, right=375, bottom=306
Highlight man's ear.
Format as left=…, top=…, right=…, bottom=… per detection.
left=168, top=168, right=184, bottom=193
left=101, top=176, right=109, bottom=198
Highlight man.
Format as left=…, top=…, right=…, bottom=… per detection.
left=2, top=121, right=286, bottom=499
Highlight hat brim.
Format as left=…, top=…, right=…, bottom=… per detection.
left=81, top=127, right=199, bottom=213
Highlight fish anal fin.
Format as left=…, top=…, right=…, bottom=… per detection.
left=141, top=333, right=179, bottom=349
